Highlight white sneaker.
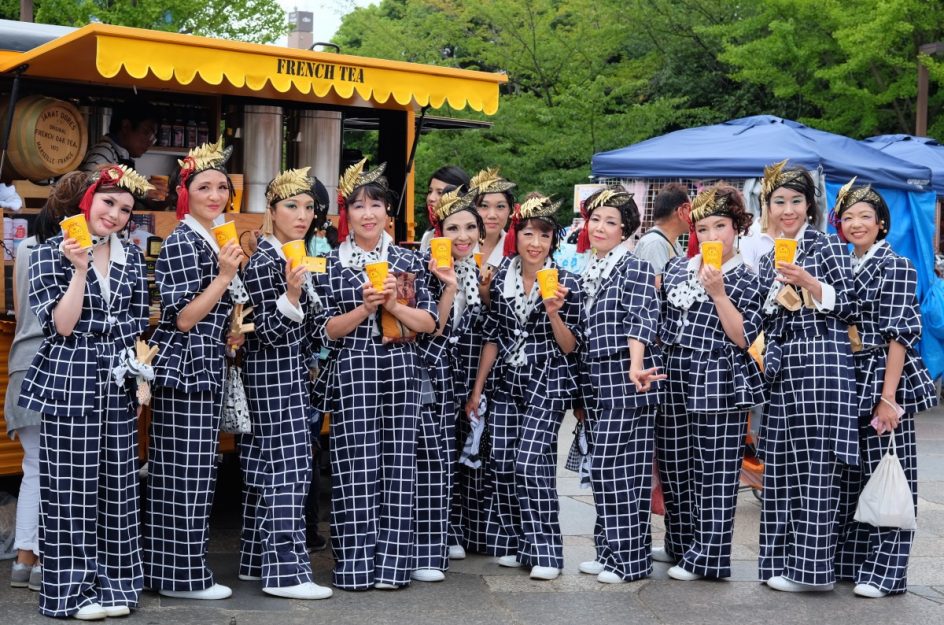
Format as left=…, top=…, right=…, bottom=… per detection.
left=766, top=576, right=833, bottom=593
left=667, top=565, right=703, bottom=581
left=578, top=561, right=604, bottom=575
left=448, top=545, right=467, bottom=560
left=529, top=566, right=560, bottom=581
left=651, top=547, right=675, bottom=563
left=854, top=583, right=888, bottom=598
left=497, top=555, right=522, bottom=568
left=263, top=582, right=333, bottom=600
left=374, top=582, right=399, bottom=590
left=238, top=574, right=261, bottom=581
left=159, top=583, right=233, bottom=600
left=73, top=603, right=107, bottom=621
left=410, top=569, right=445, bottom=582
left=597, top=571, right=625, bottom=584
left=102, top=605, right=131, bottom=617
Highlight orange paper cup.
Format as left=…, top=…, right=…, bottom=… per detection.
left=60, top=214, right=92, bottom=249
left=212, top=221, right=238, bottom=248
left=536, top=268, right=559, bottom=300
left=282, top=239, right=307, bottom=269
left=474, top=252, right=484, bottom=269
left=429, top=237, right=452, bottom=268
left=700, top=241, right=723, bottom=270
left=365, top=261, right=389, bottom=291
left=774, top=238, right=798, bottom=266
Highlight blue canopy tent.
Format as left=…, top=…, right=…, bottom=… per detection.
left=592, top=115, right=944, bottom=378
left=862, top=134, right=944, bottom=196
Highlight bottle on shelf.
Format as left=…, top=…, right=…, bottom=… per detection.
left=185, top=111, right=198, bottom=148
left=196, top=111, right=209, bottom=146
left=172, top=110, right=185, bottom=148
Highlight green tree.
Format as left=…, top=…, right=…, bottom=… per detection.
left=2, top=0, right=288, bottom=44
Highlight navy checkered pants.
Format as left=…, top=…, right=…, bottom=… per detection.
left=38, top=361, right=141, bottom=617
left=330, top=345, right=420, bottom=590
left=484, top=364, right=566, bottom=569
left=144, top=387, right=221, bottom=591
left=414, top=376, right=455, bottom=571
left=587, top=405, right=654, bottom=581
left=835, top=415, right=917, bottom=594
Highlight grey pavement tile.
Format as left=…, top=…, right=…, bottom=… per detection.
left=495, top=591, right=660, bottom=625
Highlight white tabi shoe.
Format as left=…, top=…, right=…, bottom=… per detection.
left=374, top=582, right=399, bottom=590
left=73, top=603, right=107, bottom=621
left=597, top=571, right=626, bottom=584
left=102, top=605, right=131, bottom=617
left=667, top=565, right=703, bottom=581
left=497, top=555, right=523, bottom=568
left=529, top=566, right=560, bottom=581
left=411, top=569, right=445, bottom=582
left=159, top=583, right=233, bottom=600
left=237, top=574, right=261, bottom=581
left=578, top=561, right=604, bottom=575
left=650, top=547, right=675, bottom=563
left=854, top=583, right=888, bottom=598
left=263, top=582, right=333, bottom=600
left=766, top=576, right=833, bottom=593
left=448, top=545, right=467, bottom=560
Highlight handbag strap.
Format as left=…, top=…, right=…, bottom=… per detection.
left=886, top=431, right=897, bottom=456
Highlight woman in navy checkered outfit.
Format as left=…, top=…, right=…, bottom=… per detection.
left=314, top=160, right=437, bottom=591
left=237, top=168, right=333, bottom=600
left=18, top=167, right=152, bottom=619
left=145, top=139, right=247, bottom=601
left=571, top=186, right=664, bottom=584
left=831, top=183, right=937, bottom=598
left=411, top=188, right=485, bottom=582
left=756, top=163, right=858, bottom=593
left=465, top=193, right=582, bottom=581
left=657, top=185, right=764, bottom=582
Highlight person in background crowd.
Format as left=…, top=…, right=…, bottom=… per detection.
left=19, top=165, right=152, bottom=620
left=238, top=167, right=333, bottom=600
left=419, top=166, right=471, bottom=251
left=657, top=185, right=764, bottom=582
left=633, top=183, right=690, bottom=286
left=573, top=186, right=663, bottom=584
left=755, top=161, right=857, bottom=593
left=470, top=168, right=516, bottom=272
left=832, top=181, right=937, bottom=598
left=80, top=98, right=158, bottom=173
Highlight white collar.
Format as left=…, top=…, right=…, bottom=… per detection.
left=263, top=234, right=288, bottom=261
left=852, top=240, right=887, bottom=274
left=338, top=231, right=393, bottom=267
left=486, top=231, right=506, bottom=268
left=502, top=256, right=552, bottom=298
left=108, top=233, right=127, bottom=266
left=584, top=244, right=627, bottom=272
left=687, top=252, right=744, bottom=274
left=183, top=214, right=221, bottom=253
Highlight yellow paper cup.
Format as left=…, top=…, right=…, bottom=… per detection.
left=700, top=241, right=723, bottom=270
left=212, top=221, right=238, bottom=248
left=60, top=214, right=92, bottom=249
left=536, top=268, right=559, bottom=300
left=474, top=252, right=483, bottom=269
left=365, top=261, right=389, bottom=291
left=774, top=237, right=798, bottom=266
left=282, top=239, right=307, bottom=269
left=429, top=237, right=452, bottom=268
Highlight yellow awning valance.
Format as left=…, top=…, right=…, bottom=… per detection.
left=1, top=24, right=506, bottom=114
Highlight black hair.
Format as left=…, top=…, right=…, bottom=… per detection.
left=766, top=167, right=821, bottom=228
left=516, top=216, right=561, bottom=253
left=167, top=166, right=235, bottom=212
left=838, top=187, right=891, bottom=240
left=584, top=189, right=641, bottom=241
left=693, top=184, right=753, bottom=235
left=474, top=189, right=516, bottom=216
left=428, top=165, right=470, bottom=190
left=108, top=97, right=159, bottom=135
left=347, top=180, right=398, bottom=217
left=34, top=171, right=88, bottom=243
left=440, top=199, right=485, bottom=240
left=652, top=183, right=690, bottom=221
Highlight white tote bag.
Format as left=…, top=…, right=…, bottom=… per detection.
left=853, top=434, right=917, bottom=530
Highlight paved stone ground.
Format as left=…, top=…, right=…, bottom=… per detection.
left=1, top=409, right=943, bottom=623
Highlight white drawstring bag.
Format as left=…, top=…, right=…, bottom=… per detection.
left=853, top=434, right=917, bottom=530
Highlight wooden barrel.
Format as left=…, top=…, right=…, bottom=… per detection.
left=1, top=95, right=88, bottom=181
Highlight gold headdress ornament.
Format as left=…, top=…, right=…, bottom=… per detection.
left=338, top=157, right=388, bottom=199
left=518, top=194, right=563, bottom=220
left=690, top=187, right=730, bottom=223
left=178, top=136, right=232, bottom=174
left=433, top=187, right=474, bottom=224
left=759, top=159, right=808, bottom=230
left=469, top=167, right=516, bottom=195
left=828, top=176, right=887, bottom=240
left=266, top=167, right=314, bottom=205
left=832, top=176, right=860, bottom=214
left=92, top=164, right=154, bottom=199
left=584, top=187, right=634, bottom=213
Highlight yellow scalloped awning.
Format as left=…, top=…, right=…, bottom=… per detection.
left=1, top=24, right=506, bottom=114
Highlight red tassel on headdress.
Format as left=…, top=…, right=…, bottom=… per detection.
left=686, top=217, right=699, bottom=258
left=827, top=209, right=847, bottom=243
left=176, top=157, right=196, bottom=220
left=503, top=203, right=521, bottom=257
left=434, top=222, right=443, bottom=237
left=427, top=203, right=440, bottom=236
left=79, top=167, right=123, bottom=219
left=336, top=191, right=349, bottom=242
left=576, top=199, right=591, bottom=253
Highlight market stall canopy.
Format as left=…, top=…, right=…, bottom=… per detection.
left=592, top=115, right=932, bottom=192
left=0, top=21, right=506, bottom=114
left=863, top=134, right=944, bottom=196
